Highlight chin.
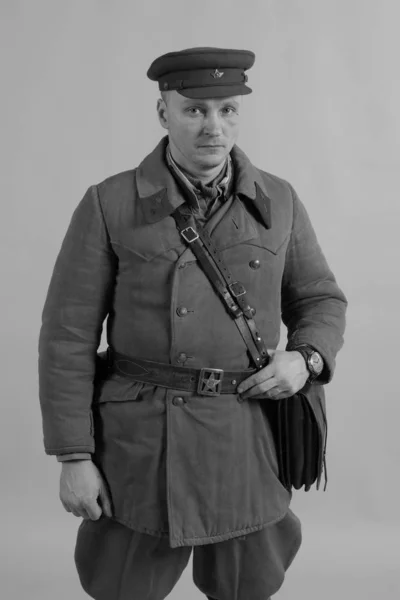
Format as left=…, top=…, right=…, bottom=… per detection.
left=196, top=152, right=227, bottom=168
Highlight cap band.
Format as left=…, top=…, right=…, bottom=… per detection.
left=159, top=68, right=248, bottom=92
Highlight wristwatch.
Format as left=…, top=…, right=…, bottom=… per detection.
left=293, top=344, right=324, bottom=383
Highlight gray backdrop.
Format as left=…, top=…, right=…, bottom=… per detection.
left=1, top=1, right=399, bottom=599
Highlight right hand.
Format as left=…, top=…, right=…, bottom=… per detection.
left=59, top=460, right=113, bottom=520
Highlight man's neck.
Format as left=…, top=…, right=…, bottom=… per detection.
left=168, top=144, right=226, bottom=185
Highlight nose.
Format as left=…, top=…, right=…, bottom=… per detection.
left=203, top=111, right=223, bottom=137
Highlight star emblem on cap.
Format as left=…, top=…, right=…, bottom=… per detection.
left=211, top=69, right=224, bottom=79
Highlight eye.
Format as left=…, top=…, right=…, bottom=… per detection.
left=222, top=106, right=237, bottom=115
left=186, top=107, right=202, bottom=115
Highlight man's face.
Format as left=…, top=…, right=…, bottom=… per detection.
left=158, top=91, right=242, bottom=173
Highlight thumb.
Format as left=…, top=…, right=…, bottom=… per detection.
left=98, top=481, right=113, bottom=518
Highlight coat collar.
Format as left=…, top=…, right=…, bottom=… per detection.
left=136, top=136, right=272, bottom=228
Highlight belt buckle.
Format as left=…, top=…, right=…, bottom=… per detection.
left=198, top=368, right=224, bottom=396
left=181, top=227, right=199, bottom=243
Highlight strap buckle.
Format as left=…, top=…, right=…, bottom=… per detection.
left=228, top=282, right=246, bottom=298
left=180, top=226, right=199, bottom=243
left=197, top=368, right=224, bottom=396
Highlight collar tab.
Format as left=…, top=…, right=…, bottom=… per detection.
left=140, top=189, right=171, bottom=223
left=253, top=183, right=272, bottom=229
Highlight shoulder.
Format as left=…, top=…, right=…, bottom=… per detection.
left=92, top=169, right=138, bottom=223
left=255, top=168, right=316, bottom=234
left=96, top=168, right=137, bottom=198
left=257, top=167, right=295, bottom=203
left=254, top=168, right=312, bottom=228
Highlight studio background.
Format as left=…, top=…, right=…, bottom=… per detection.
left=1, top=1, right=399, bottom=599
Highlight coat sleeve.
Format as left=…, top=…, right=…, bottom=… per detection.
left=38, top=185, right=116, bottom=455
left=282, top=184, right=347, bottom=384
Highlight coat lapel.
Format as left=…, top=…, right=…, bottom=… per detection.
left=230, top=145, right=272, bottom=230
left=136, top=137, right=186, bottom=223
left=136, top=137, right=273, bottom=229
left=134, top=137, right=287, bottom=256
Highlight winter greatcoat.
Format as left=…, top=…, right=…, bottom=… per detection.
left=38, top=137, right=347, bottom=548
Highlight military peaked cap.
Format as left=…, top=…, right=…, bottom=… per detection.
left=147, top=47, right=255, bottom=98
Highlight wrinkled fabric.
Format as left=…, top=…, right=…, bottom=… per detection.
left=74, top=509, right=302, bottom=600
left=38, top=136, right=347, bottom=547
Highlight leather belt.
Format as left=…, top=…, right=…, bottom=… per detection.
left=107, top=348, right=255, bottom=396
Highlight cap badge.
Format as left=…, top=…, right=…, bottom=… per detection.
left=211, top=69, right=224, bottom=79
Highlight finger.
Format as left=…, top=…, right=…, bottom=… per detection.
left=254, top=387, right=288, bottom=401
left=68, top=503, right=93, bottom=519
left=79, top=508, right=92, bottom=520
left=98, top=485, right=113, bottom=518
left=237, top=364, right=275, bottom=394
left=239, top=377, right=278, bottom=400
left=85, top=501, right=102, bottom=521
left=273, top=391, right=291, bottom=400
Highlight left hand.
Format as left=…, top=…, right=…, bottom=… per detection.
left=236, top=350, right=309, bottom=401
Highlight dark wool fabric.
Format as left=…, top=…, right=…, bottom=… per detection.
left=74, top=509, right=302, bottom=600
left=38, top=136, right=347, bottom=548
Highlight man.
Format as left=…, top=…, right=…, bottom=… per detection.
left=38, top=47, right=347, bottom=600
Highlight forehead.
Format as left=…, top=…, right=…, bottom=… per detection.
left=171, top=91, right=242, bottom=108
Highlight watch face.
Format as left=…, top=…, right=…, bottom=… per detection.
left=309, top=352, right=323, bottom=374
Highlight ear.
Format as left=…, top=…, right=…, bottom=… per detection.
left=157, top=98, right=169, bottom=131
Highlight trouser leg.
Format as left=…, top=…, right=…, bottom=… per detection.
left=193, top=508, right=302, bottom=600
left=74, top=516, right=192, bottom=600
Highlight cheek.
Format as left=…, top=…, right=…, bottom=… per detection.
left=224, top=116, right=240, bottom=129
left=224, top=121, right=240, bottom=141
left=171, top=120, right=201, bottom=145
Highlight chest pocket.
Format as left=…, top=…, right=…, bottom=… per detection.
left=211, top=197, right=291, bottom=258
left=110, top=216, right=186, bottom=262
left=245, top=222, right=291, bottom=256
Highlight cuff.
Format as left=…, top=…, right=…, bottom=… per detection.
left=57, top=453, right=92, bottom=462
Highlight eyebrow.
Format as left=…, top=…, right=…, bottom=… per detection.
left=181, top=99, right=240, bottom=109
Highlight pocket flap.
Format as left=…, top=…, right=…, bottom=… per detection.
left=111, top=217, right=184, bottom=262
left=93, top=374, right=144, bottom=404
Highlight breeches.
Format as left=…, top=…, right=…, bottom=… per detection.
left=74, top=509, right=302, bottom=600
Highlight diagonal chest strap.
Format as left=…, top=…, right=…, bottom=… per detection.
left=172, top=207, right=270, bottom=370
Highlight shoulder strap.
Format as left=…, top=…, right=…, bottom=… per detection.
left=171, top=207, right=270, bottom=370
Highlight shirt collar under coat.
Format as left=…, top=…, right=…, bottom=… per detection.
left=136, top=136, right=272, bottom=229
left=166, top=145, right=233, bottom=207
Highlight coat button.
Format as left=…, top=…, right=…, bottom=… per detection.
left=172, top=396, right=186, bottom=406
left=249, top=259, right=261, bottom=269
left=176, top=306, right=188, bottom=316
left=177, top=352, right=188, bottom=363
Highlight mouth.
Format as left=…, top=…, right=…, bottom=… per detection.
left=198, top=145, right=225, bottom=148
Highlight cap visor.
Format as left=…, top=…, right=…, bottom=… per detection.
left=178, top=84, right=252, bottom=99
